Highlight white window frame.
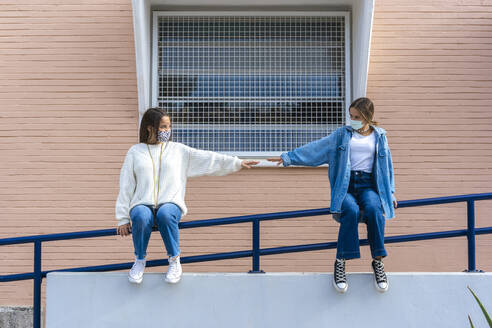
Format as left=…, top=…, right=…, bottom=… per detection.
left=151, top=11, right=351, bottom=158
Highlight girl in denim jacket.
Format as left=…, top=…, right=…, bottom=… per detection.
left=268, top=97, right=397, bottom=293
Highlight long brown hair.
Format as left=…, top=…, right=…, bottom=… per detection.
left=349, top=97, right=378, bottom=126
left=139, top=107, right=171, bottom=144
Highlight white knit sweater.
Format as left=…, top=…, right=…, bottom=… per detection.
left=115, top=142, right=243, bottom=226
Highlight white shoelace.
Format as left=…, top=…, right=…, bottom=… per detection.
left=334, top=259, right=347, bottom=283
left=372, top=260, right=387, bottom=283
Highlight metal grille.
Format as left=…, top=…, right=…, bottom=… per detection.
left=155, top=14, right=348, bottom=155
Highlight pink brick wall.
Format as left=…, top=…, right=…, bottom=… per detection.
left=0, top=0, right=491, bottom=305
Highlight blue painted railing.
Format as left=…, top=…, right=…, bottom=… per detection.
left=1, top=193, right=492, bottom=328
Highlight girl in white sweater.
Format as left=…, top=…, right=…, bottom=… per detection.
left=116, top=107, right=258, bottom=284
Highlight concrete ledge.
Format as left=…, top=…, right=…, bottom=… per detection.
left=0, top=307, right=33, bottom=328
left=47, top=272, right=492, bottom=328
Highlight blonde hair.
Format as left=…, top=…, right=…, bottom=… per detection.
left=349, top=97, right=378, bottom=126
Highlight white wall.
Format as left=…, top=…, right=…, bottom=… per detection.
left=46, top=272, right=492, bottom=328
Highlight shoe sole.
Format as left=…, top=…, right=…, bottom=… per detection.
left=165, top=276, right=181, bottom=284
left=128, top=275, right=143, bottom=284
left=332, top=278, right=348, bottom=294
left=374, top=280, right=389, bottom=293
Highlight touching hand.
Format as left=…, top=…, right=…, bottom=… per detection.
left=393, top=199, right=398, bottom=209
left=241, top=160, right=259, bottom=169
left=267, top=157, right=283, bottom=166
left=117, top=223, right=131, bottom=236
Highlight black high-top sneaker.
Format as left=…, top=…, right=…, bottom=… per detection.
left=371, top=259, right=389, bottom=293
left=333, top=258, right=348, bottom=293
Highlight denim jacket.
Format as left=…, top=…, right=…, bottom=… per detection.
left=281, top=126, right=396, bottom=219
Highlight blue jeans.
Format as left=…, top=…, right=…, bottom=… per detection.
left=336, top=171, right=387, bottom=260
left=130, top=203, right=182, bottom=260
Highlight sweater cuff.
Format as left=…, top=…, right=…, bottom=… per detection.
left=233, top=157, right=243, bottom=171
left=117, top=218, right=130, bottom=226
left=281, top=152, right=291, bottom=167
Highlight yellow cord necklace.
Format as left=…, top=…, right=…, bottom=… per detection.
left=146, top=141, right=168, bottom=208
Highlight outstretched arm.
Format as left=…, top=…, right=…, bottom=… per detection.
left=268, top=132, right=337, bottom=167
left=186, top=146, right=258, bottom=178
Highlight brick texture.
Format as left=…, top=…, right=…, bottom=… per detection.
left=0, top=0, right=491, bottom=305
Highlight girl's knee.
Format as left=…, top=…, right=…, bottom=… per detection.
left=340, top=212, right=360, bottom=228
left=156, top=213, right=173, bottom=227
left=130, top=206, right=153, bottom=226
left=342, top=206, right=360, bottom=220
left=156, top=205, right=179, bottom=227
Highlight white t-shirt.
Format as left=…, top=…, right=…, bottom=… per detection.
left=350, top=131, right=376, bottom=173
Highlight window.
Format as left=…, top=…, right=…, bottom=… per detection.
left=152, top=13, right=350, bottom=155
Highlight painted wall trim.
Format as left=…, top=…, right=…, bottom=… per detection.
left=132, top=0, right=152, bottom=121
left=131, top=0, right=374, bottom=122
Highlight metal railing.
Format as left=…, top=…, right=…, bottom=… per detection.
left=1, top=193, right=492, bottom=328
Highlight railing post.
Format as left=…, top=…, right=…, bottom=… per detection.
left=33, top=241, right=42, bottom=328
left=248, top=219, right=264, bottom=273
left=466, top=200, right=477, bottom=272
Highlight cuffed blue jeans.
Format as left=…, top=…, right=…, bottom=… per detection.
left=336, top=171, right=387, bottom=260
left=130, top=203, right=182, bottom=260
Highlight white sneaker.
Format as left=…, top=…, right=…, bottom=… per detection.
left=128, top=259, right=146, bottom=284
left=165, top=255, right=182, bottom=284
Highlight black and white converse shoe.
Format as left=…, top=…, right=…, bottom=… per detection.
left=371, top=259, right=389, bottom=293
left=333, top=258, right=348, bottom=293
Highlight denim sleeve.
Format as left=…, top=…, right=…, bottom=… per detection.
left=386, top=136, right=396, bottom=200
left=281, top=132, right=336, bottom=167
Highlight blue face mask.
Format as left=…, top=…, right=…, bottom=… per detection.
left=350, top=120, right=364, bottom=130
left=157, top=130, right=171, bottom=143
